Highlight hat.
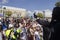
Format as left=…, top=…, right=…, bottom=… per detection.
left=9, top=24, right=13, bottom=28
left=37, top=17, right=39, bottom=19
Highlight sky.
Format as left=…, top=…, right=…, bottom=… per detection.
left=0, top=0, right=58, bottom=11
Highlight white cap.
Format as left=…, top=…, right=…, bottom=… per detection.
left=37, top=17, right=39, bottom=19
left=9, top=24, right=13, bottom=28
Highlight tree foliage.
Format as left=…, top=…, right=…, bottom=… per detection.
left=37, top=13, right=44, bottom=18
left=55, top=2, right=60, bottom=7
left=5, top=11, right=12, bottom=17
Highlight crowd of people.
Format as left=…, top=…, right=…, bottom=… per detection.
left=0, top=6, right=60, bottom=40
left=0, top=17, right=43, bottom=40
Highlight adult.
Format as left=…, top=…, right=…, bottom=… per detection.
left=33, top=13, right=50, bottom=40
left=49, top=6, right=60, bottom=40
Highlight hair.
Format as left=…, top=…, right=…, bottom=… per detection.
left=52, top=7, right=60, bottom=21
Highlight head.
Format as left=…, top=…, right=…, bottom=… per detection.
left=52, top=7, right=60, bottom=20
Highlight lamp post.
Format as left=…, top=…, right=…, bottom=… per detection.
left=0, top=0, right=8, bottom=18
left=3, top=7, right=6, bottom=18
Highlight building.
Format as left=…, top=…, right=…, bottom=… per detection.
left=44, top=9, right=52, bottom=18
left=43, top=9, right=52, bottom=21
left=33, top=9, right=52, bottom=21
left=2, top=6, right=27, bottom=17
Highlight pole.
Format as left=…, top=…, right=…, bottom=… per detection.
left=1, top=0, right=4, bottom=19
left=43, top=11, right=45, bottom=19
left=2, top=0, right=8, bottom=18
left=1, top=2, right=3, bottom=18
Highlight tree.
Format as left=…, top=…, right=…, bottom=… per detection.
left=55, top=2, right=60, bottom=7
left=37, top=13, right=44, bottom=18
left=5, top=11, right=12, bottom=17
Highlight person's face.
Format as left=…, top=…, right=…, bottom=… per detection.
left=36, top=26, right=40, bottom=31
left=33, top=27, right=36, bottom=31
left=15, top=24, right=19, bottom=28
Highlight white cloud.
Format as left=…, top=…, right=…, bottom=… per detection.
left=2, top=0, right=8, bottom=4
left=44, top=9, right=52, bottom=17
